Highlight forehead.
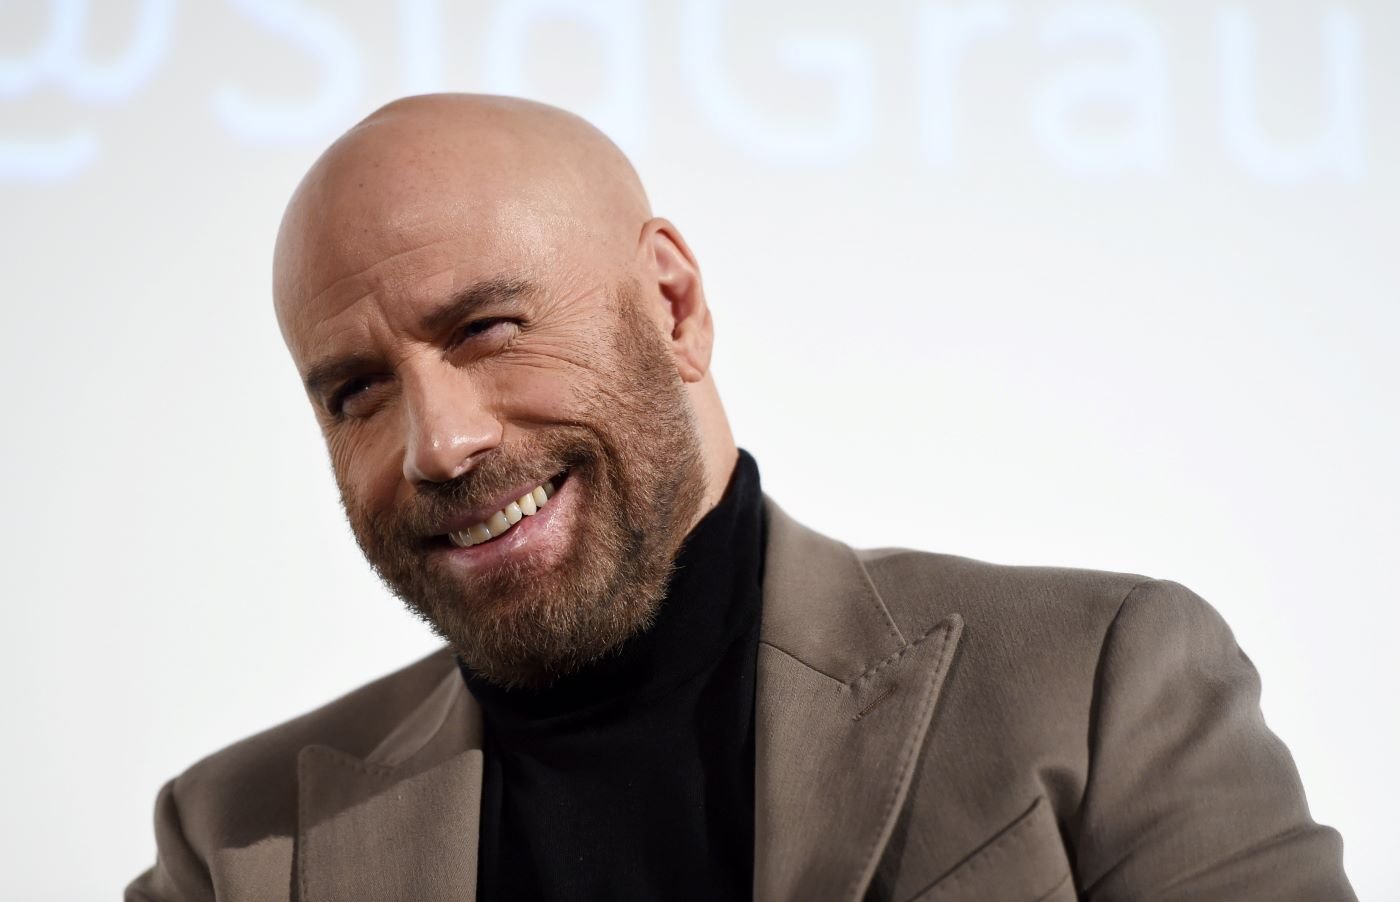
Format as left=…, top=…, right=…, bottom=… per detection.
left=273, top=114, right=640, bottom=364
left=279, top=190, right=582, bottom=363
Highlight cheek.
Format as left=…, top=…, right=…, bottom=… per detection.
left=491, top=370, right=581, bottom=420
left=326, top=421, right=406, bottom=511
left=489, top=328, right=619, bottom=418
left=487, top=357, right=601, bottom=421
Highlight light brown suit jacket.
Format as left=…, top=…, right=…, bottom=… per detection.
left=127, top=498, right=1354, bottom=901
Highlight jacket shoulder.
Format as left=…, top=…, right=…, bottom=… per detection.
left=852, top=554, right=1352, bottom=899
left=166, top=646, right=457, bottom=848
left=855, top=545, right=1154, bottom=648
left=849, top=548, right=1207, bottom=756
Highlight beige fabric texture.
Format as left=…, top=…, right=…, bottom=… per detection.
left=126, top=497, right=1355, bottom=901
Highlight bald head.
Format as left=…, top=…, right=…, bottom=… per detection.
left=269, top=94, right=739, bottom=687
left=274, top=94, right=652, bottom=333
left=272, top=92, right=737, bottom=544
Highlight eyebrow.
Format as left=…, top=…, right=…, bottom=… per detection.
left=418, top=276, right=535, bottom=334
left=302, top=351, right=381, bottom=405
left=301, top=276, right=536, bottom=405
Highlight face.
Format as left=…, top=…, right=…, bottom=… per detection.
left=282, top=206, right=708, bottom=690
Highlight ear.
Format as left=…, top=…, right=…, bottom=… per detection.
left=640, top=218, right=713, bottom=384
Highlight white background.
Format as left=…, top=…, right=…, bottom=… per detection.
left=1, top=1, right=1396, bottom=898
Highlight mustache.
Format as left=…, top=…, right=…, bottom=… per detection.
left=426, top=462, right=557, bottom=506
left=376, top=435, right=592, bottom=540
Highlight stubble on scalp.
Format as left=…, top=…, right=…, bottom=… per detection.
left=337, top=281, right=707, bottom=690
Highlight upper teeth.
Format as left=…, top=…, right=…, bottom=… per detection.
left=447, top=479, right=557, bottom=548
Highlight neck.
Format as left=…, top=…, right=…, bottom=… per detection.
left=688, top=372, right=740, bottom=518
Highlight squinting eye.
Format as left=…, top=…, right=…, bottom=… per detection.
left=330, top=376, right=385, bottom=418
left=452, top=318, right=513, bottom=347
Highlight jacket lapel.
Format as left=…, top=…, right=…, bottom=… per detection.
left=296, top=660, right=484, bottom=902
left=755, top=499, right=963, bottom=902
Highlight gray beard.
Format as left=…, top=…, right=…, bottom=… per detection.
left=337, top=284, right=708, bottom=689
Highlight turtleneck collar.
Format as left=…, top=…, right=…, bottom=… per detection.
left=458, top=449, right=765, bottom=730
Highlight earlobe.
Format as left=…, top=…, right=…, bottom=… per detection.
left=642, top=218, right=713, bottom=384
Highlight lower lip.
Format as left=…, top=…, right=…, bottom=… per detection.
left=433, top=475, right=574, bottom=571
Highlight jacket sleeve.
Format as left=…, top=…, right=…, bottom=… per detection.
left=1074, top=578, right=1355, bottom=901
left=125, top=778, right=216, bottom=902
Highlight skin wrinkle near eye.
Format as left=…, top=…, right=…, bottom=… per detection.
left=324, top=288, right=601, bottom=448
left=333, top=376, right=391, bottom=420
left=329, top=319, right=522, bottom=421
left=317, top=297, right=598, bottom=451
left=306, top=282, right=530, bottom=403
left=448, top=317, right=511, bottom=349
left=316, top=278, right=547, bottom=421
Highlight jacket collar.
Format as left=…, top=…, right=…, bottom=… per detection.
left=753, top=499, right=963, bottom=901
left=296, top=495, right=962, bottom=902
left=295, top=657, right=484, bottom=900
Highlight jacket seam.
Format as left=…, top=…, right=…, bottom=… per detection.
left=1074, top=576, right=1160, bottom=895
left=845, top=545, right=909, bottom=647
left=852, top=619, right=952, bottom=689
left=845, top=622, right=956, bottom=902
left=758, top=639, right=847, bottom=686
left=904, top=797, right=1060, bottom=901
left=1033, top=868, right=1074, bottom=902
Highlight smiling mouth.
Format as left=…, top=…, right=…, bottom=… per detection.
left=442, top=471, right=566, bottom=548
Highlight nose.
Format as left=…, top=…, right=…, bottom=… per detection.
left=400, top=365, right=502, bottom=485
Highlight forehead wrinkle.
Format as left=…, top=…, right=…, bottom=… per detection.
left=293, top=235, right=461, bottom=324
left=297, top=263, right=537, bottom=390
left=298, top=291, right=395, bottom=374
left=275, top=95, right=657, bottom=377
left=283, top=193, right=577, bottom=346
left=287, top=247, right=478, bottom=372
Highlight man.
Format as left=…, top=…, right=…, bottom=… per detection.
left=127, top=94, right=1354, bottom=901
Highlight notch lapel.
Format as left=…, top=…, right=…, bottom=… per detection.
left=755, top=499, right=963, bottom=902
left=296, top=661, right=485, bottom=902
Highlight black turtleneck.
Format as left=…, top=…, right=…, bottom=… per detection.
left=459, top=449, right=766, bottom=902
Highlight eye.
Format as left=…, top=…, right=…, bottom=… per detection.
left=328, top=375, right=388, bottom=419
left=450, top=317, right=515, bottom=348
